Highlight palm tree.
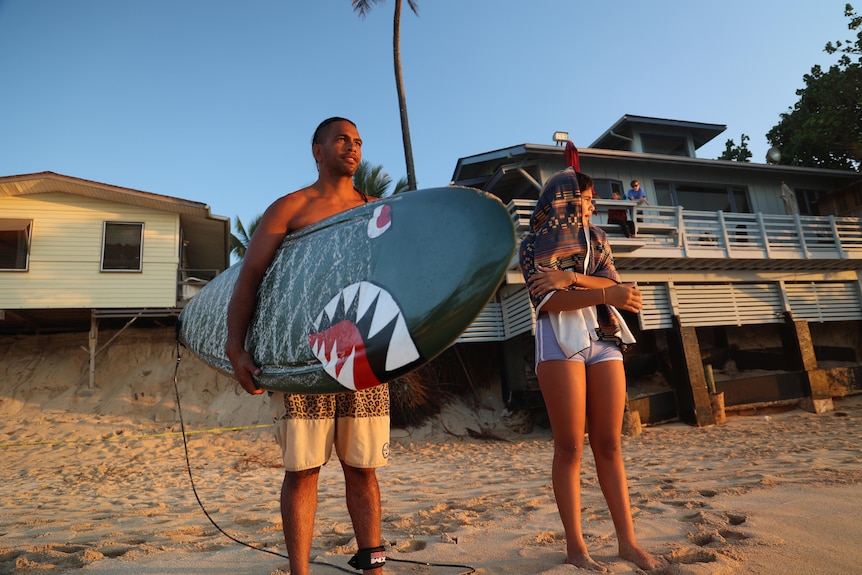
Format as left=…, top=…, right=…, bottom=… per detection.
left=229, top=213, right=262, bottom=260
left=354, top=160, right=409, bottom=198
left=353, top=0, right=419, bottom=191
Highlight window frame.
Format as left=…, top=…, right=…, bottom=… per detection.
left=0, top=218, right=33, bottom=272
left=794, top=188, right=828, bottom=216
left=101, top=221, right=144, bottom=272
left=592, top=178, right=624, bottom=200
left=653, top=180, right=751, bottom=213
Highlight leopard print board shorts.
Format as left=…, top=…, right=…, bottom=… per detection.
left=271, top=384, right=390, bottom=472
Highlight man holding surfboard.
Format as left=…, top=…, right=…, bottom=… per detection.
left=226, top=117, right=389, bottom=574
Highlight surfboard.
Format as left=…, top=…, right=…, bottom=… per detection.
left=177, top=186, right=516, bottom=394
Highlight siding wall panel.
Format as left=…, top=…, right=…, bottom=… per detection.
left=1, top=194, right=180, bottom=309
left=786, top=282, right=862, bottom=322
left=638, top=283, right=673, bottom=330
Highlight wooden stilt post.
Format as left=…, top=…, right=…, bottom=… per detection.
left=782, top=313, right=834, bottom=414
left=667, top=316, right=716, bottom=427
left=88, top=312, right=98, bottom=389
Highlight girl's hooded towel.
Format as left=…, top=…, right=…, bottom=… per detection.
left=518, top=142, right=635, bottom=355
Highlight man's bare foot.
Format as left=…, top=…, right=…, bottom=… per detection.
left=619, top=541, right=665, bottom=571
left=566, top=553, right=608, bottom=572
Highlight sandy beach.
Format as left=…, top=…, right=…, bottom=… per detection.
left=1, top=329, right=861, bottom=574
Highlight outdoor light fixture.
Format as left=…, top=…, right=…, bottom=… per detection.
left=766, top=147, right=782, bottom=164
left=553, top=131, right=569, bottom=145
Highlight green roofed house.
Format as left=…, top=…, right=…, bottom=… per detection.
left=0, top=172, right=230, bottom=384
left=451, top=115, right=862, bottom=427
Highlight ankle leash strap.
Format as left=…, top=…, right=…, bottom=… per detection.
left=348, top=546, right=386, bottom=571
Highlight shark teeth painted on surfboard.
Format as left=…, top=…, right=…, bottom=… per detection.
left=309, top=281, right=420, bottom=391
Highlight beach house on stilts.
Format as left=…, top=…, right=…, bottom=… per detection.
left=0, top=172, right=230, bottom=386
left=452, top=115, right=862, bottom=426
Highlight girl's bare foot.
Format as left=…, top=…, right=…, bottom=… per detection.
left=619, top=541, right=665, bottom=571
left=566, top=553, right=608, bottom=572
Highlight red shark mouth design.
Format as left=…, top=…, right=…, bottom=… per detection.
left=308, top=281, right=420, bottom=390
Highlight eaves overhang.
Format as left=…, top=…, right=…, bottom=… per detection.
left=0, top=171, right=231, bottom=272
left=590, top=115, right=727, bottom=150
left=452, top=145, right=861, bottom=189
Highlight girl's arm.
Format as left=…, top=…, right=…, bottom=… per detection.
left=538, top=283, right=642, bottom=313
left=527, top=266, right=642, bottom=313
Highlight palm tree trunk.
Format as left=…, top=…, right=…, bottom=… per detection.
left=393, top=0, right=417, bottom=190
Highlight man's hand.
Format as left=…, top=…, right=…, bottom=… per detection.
left=226, top=346, right=264, bottom=395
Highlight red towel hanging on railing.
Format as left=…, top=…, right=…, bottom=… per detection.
left=565, top=141, right=580, bottom=172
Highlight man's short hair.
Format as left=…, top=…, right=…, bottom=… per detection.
left=312, top=117, right=357, bottom=146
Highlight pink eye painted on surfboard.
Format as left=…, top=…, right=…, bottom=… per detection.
left=367, top=204, right=392, bottom=238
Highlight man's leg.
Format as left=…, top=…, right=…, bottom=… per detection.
left=342, top=462, right=383, bottom=573
left=281, top=468, right=321, bottom=575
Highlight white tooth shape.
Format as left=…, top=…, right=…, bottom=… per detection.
left=325, top=339, right=338, bottom=369
left=385, top=314, right=420, bottom=371
left=356, top=282, right=382, bottom=325
left=341, top=283, right=360, bottom=315
left=367, top=289, right=400, bottom=339
left=336, top=347, right=357, bottom=390
left=323, top=295, right=339, bottom=324
left=313, top=309, right=324, bottom=330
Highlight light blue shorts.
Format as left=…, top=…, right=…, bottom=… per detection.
left=535, top=314, right=623, bottom=369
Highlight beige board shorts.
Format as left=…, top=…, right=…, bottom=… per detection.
left=271, top=383, right=390, bottom=472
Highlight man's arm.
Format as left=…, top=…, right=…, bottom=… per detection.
left=225, top=195, right=300, bottom=395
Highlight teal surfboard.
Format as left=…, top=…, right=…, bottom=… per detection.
left=178, top=186, right=516, bottom=394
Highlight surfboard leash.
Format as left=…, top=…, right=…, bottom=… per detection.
left=172, top=337, right=476, bottom=575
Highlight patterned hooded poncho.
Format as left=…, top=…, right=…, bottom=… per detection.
left=518, top=165, right=634, bottom=352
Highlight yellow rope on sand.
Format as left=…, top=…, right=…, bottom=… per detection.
left=0, top=423, right=272, bottom=449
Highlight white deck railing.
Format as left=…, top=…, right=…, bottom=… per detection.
left=457, top=200, right=862, bottom=342
left=508, top=199, right=862, bottom=261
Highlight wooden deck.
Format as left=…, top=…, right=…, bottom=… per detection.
left=457, top=201, right=862, bottom=342
left=507, top=199, right=862, bottom=270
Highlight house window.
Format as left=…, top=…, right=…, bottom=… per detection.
left=593, top=178, right=624, bottom=200
left=654, top=181, right=750, bottom=212
left=102, top=222, right=144, bottom=271
left=794, top=188, right=828, bottom=215
left=640, top=133, right=690, bottom=157
left=0, top=219, right=32, bottom=271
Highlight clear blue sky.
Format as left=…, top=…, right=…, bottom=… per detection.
left=0, top=0, right=850, bottom=230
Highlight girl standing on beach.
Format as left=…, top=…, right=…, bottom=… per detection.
left=519, top=149, right=664, bottom=572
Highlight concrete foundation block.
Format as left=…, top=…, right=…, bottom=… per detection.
left=800, top=397, right=834, bottom=414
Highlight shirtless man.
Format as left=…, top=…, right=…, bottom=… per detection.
left=225, top=117, right=389, bottom=575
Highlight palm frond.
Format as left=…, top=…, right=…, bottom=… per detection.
left=354, top=160, right=393, bottom=198
left=229, top=213, right=263, bottom=260
left=391, top=176, right=409, bottom=196
left=352, top=0, right=383, bottom=18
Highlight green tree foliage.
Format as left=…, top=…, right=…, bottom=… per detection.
left=353, top=0, right=420, bottom=190
left=229, top=213, right=261, bottom=260
left=767, top=4, right=862, bottom=171
left=718, top=133, right=753, bottom=162
left=353, top=160, right=408, bottom=197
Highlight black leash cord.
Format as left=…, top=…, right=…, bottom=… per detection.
left=172, top=340, right=475, bottom=574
